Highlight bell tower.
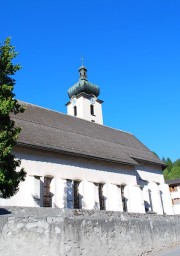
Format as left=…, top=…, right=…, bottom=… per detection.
left=66, top=60, right=103, bottom=124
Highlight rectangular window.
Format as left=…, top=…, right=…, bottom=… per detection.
left=98, top=183, right=105, bottom=210
left=43, top=177, right=52, bottom=207
left=174, top=198, right=180, bottom=205
left=171, top=186, right=178, bottom=192
left=73, top=181, right=80, bottom=209
left=67, top=179, right=73, bottom=208
left=67, top=180, right=81, bottom=209
left=121, top=185, right=127, bottom=212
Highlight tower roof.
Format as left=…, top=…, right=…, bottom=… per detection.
left=67, top=63, right=100, bottom=99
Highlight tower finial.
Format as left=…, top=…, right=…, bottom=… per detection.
left=81, top=55, right=84, bottom=66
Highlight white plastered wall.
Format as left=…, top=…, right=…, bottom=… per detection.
left=67, top=97, right=84, bottom=120
left=136, top=164, right=164, bottom=185
left=0, top=175, right=36, bottom=207
left=143, top=185, right=152, bottom=211
left=135, top=164, right=173, bottom=215
left=82, top=181, right=97, bottom=210
left=14, top=147, right=137, bottom=185
left=0, top=146, right=172, bottom=215
left=159, top=184, right=174, bottom=215
left=125, top=184, right=145, bottom=213
left=105, top=183, right=123, bottom=211
left=0, top=146, right=137, bottom=209
left=148, top=182, right=163, bottom=214
left=55, top=178, right=67, bottom=208
left=67, top=96, right=103, bottom=124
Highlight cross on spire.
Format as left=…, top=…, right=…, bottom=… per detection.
left=81, top=56, right=84, bottom=66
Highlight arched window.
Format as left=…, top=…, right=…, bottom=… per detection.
left=74, top=106, right=77, bottom=116
left=90, top=104, right=94, bottom=116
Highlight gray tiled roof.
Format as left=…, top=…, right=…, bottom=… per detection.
left=165, top=179, right=180, bottom=186
left=13, top=102, right=164, bottom=167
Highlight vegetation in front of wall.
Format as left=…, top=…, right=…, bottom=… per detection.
left=0, top=37, right=26, bottom=198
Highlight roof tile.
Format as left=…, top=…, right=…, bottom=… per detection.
left=13, top=102, right=163, bottom=167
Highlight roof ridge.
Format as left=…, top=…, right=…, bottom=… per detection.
left=18, top=100, right=133, bottom=135
left=18, top=100, right=67, bottom=116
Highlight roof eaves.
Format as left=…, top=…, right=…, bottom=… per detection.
left=165, top=178, right=180, bottom=185
left=131, top=157, right=165, bottom=169
left=17, top=141, right=139, bottom=167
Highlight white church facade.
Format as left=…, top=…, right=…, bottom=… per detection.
left=0, top=64, right=173, bottom=215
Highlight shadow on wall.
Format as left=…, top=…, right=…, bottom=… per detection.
left=94, top=202, right=99, bottom=210
left=144, top=200, right=151, bottom=212
left=32, top=179, right=84, bottom=209
left=32, top=192, right=54, bottom=207
left=136, top=171, right=146, bottom=187
left=32, top=180, right=112, bottom=211
left=32, top=194, right=41, bottom=206
left=32, top=181, right=127, bottom=212
left=17, top=148, right=135, bottom=176
left=0, top=208, right=11, bottom=215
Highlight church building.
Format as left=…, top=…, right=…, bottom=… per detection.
left=0, top=63, right=173, bottom=215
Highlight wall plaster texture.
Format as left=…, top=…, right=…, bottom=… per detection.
left=0, top=147, right=174, bottom=216
left=67, top=95, right=103, bottom=124
left=0, top=207, right=180, bottom=256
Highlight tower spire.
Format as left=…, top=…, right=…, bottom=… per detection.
left=66, top=62, right=103, bottom=124
left=79, top=56, right=87, bottom=80
left=81, top=55, right=84, bottom=66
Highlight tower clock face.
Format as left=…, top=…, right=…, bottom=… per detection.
left=72, top=98, right=77, bottom=106
left=90, top=97, right=95, bottom=104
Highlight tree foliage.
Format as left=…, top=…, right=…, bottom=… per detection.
left=163, top=157, right=180, bottom=180
left=0, top=37, right=26, bottom=198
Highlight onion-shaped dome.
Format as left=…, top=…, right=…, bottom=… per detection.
left=68, top=79, right=100, bottom=98
left=67, top=65, right=100, bottom=99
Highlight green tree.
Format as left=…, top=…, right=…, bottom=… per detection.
left=169, top=159, right=180, bottom=180
left=168, top=165, right=180, bottom=180
left=166, top=157, right=173, bottom=170
left=173, top=159, right=180, bottom=168
left=0, top=37, right=26, bottom=198
left=152, top=151, right=159, bottom=158
left=163, top=157, right=180, bottom=180
left=163, top=168, right=170, bottom=180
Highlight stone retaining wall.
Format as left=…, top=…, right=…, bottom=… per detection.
left=0, top=207, right=180, bottom=256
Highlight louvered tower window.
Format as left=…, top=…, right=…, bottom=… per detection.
left=74, top=106, right=77, bottom=116
left=90, top=104, right=94, bottom=116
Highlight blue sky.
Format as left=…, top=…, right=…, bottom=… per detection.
left=1, top=0, right=180, bottom=162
